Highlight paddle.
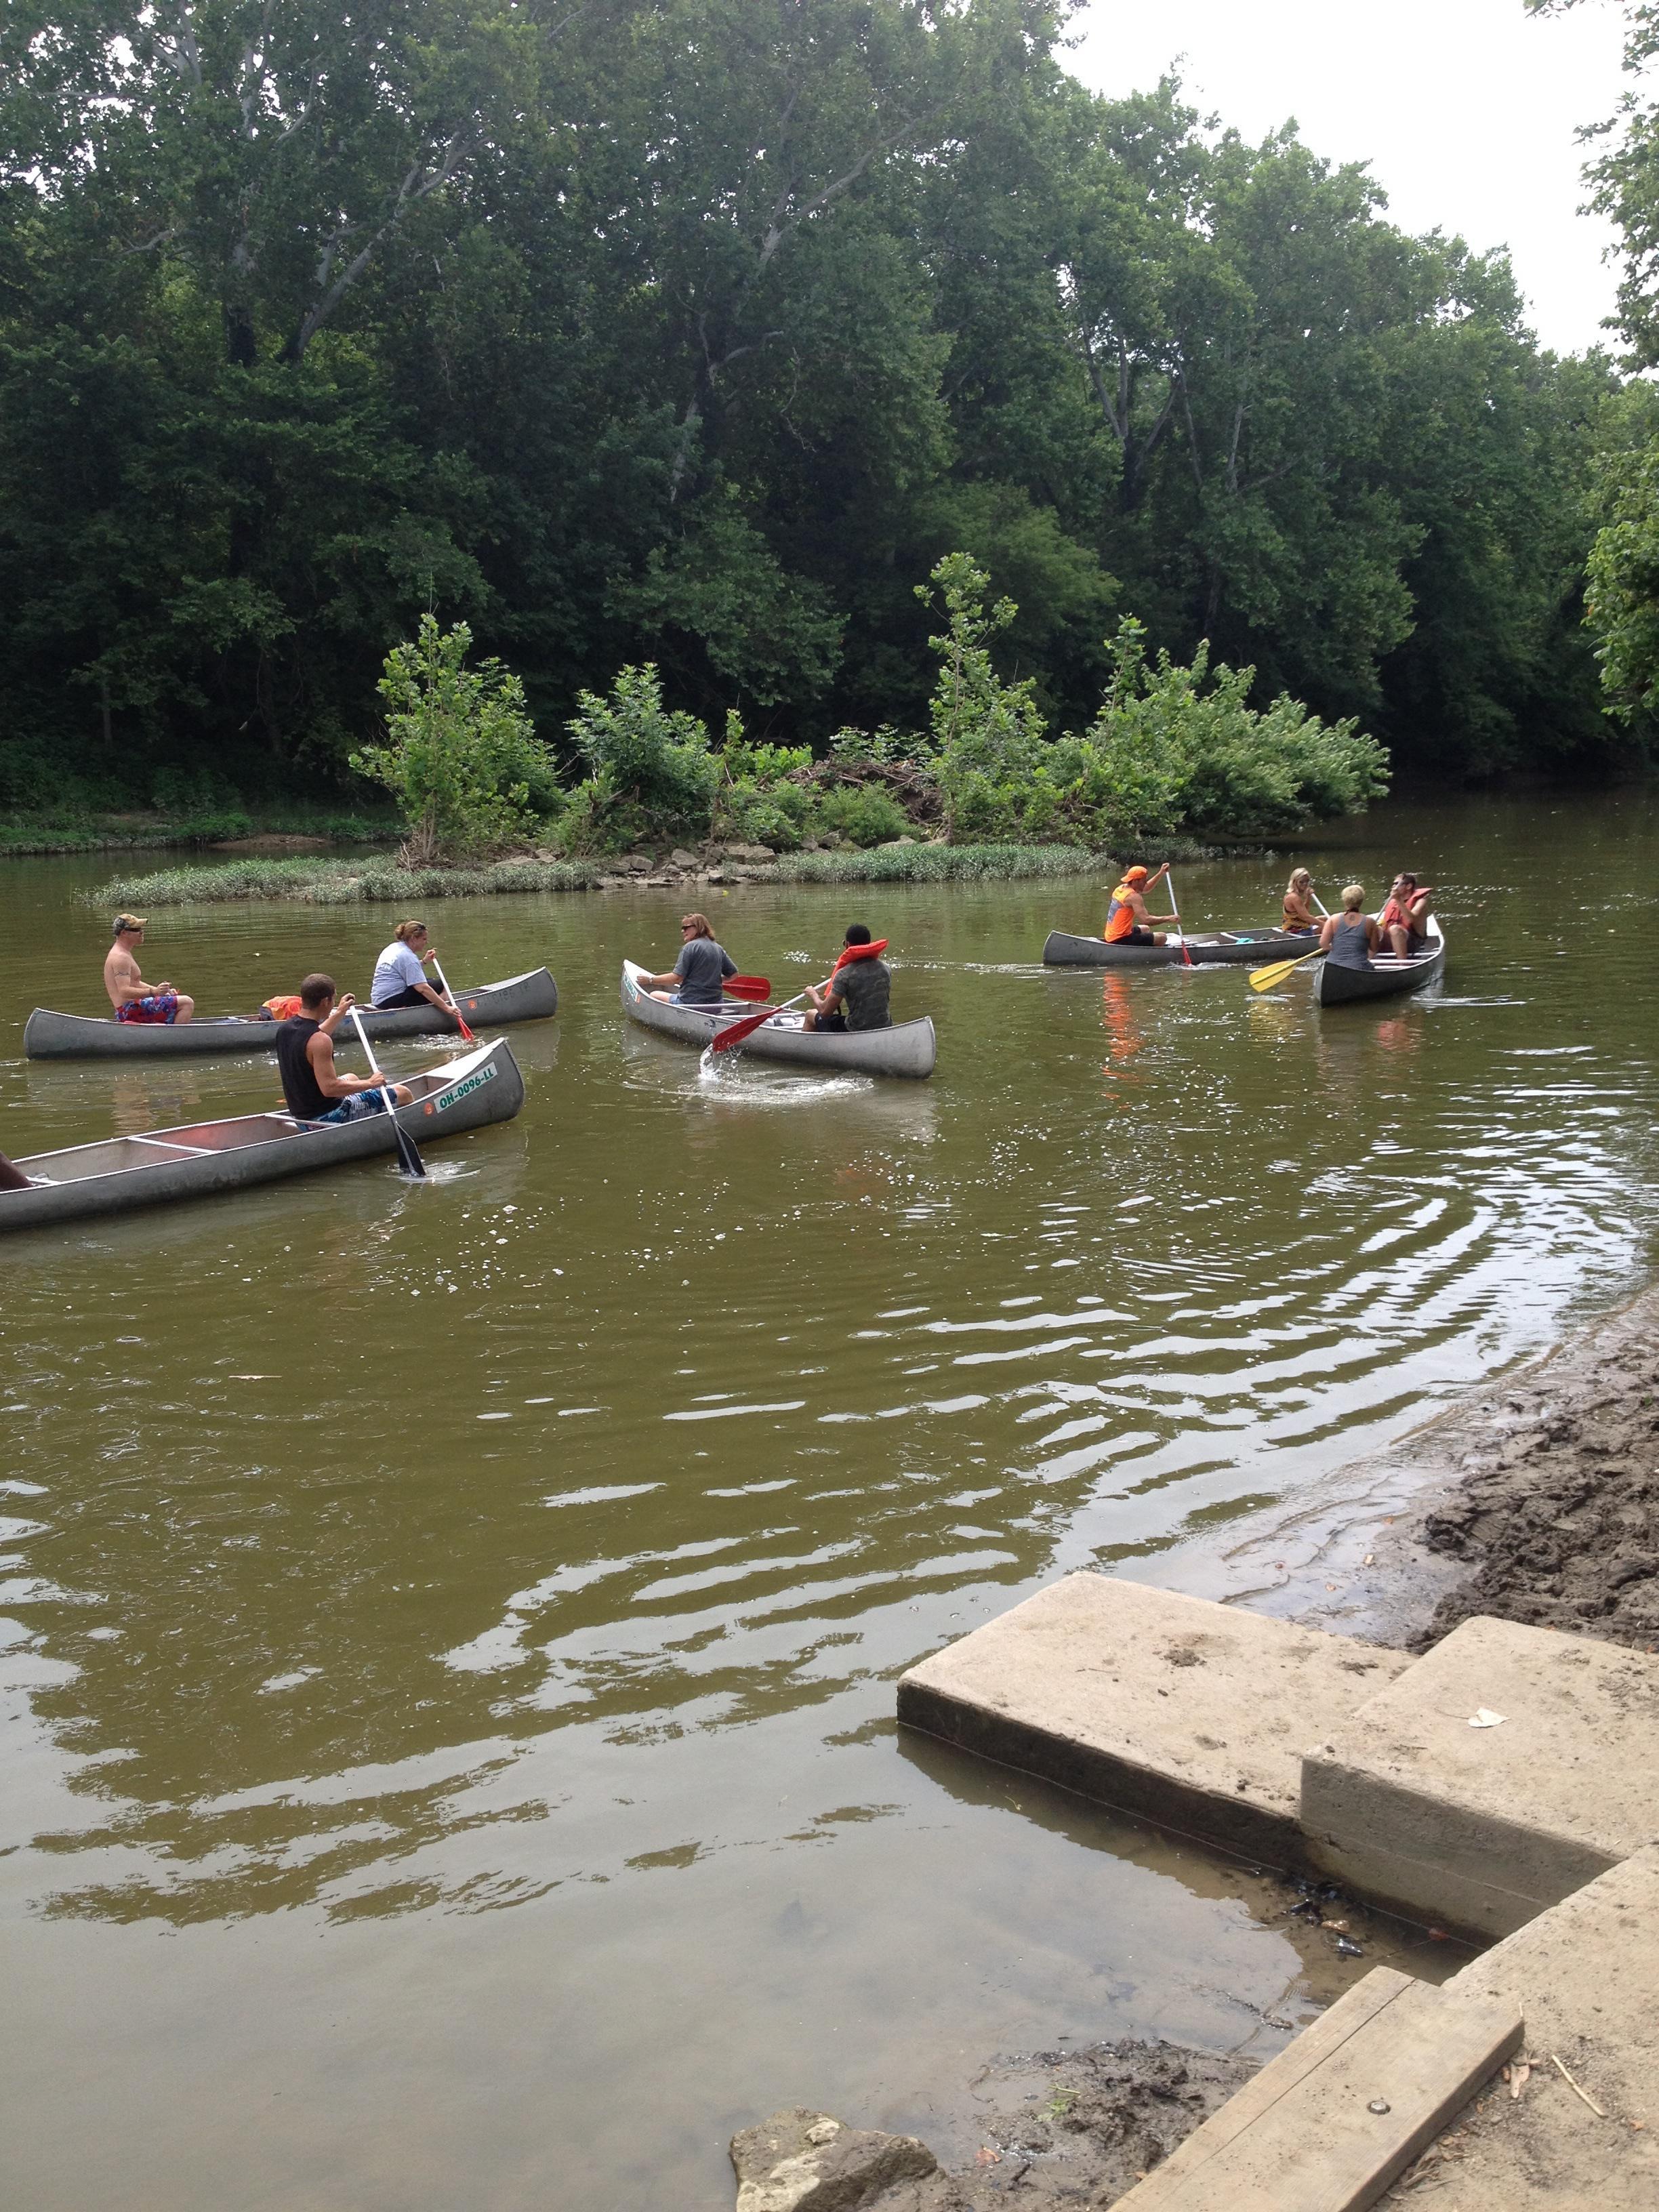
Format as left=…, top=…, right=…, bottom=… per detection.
left=348, top=1005, right=426, bottom=1178
left=720, top=975, right=772, bottom=1002
left=710, top=987, right=816, bottom=1054
left=1164, top=865, right=1195, bottom=968
left=1249, top=947, right=1324, bottom=994
left=428, top=956, right=474, bottom=1044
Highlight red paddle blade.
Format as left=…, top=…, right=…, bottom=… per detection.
left=711, top=1005, right=775, bottom=1052
left=721, top=975, right=772, bottom=1002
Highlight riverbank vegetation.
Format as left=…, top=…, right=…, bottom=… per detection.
left=1534, top=1, right=1659, bottom=726
left=94, top=840, right=1118, bottom=908
left=0, top=0, right=1637, bottom=844
left=335, top=558, right=1389, bottom=871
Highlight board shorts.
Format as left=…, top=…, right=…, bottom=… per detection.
left=117, top=993, right=180, bottom=1025
left=310, top=1087, right=391, bottom=1126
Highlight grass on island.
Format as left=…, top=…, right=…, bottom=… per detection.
left=2, top=806, right=399, bottom=859
left=91, top=841, right=1141, bottom=908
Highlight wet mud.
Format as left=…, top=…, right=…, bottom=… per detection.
left=1406, top=1284, right=1659, bottom=1652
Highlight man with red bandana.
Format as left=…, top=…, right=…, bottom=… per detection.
left=803, top=924, right=892, bottom=1033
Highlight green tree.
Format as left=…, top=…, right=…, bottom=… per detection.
left=918, top=552, right=1049, bottom=840
left=352, top=615, right=553, bottom=862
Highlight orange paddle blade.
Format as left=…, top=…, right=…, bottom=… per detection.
left=712, top=1004, right=776, bottom=1051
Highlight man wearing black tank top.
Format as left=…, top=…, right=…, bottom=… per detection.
left=276, top=974, right=415, bottom=1125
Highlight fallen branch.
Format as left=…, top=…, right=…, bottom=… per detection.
left=1551, top=2052, right=1607, bottom=2118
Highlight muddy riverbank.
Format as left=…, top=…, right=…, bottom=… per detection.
left=804, top=1279, right=1659, bottom=2209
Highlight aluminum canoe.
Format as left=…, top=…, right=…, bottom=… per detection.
left=621, top=960, right=936, bottom=1080
left=1314, top=915, right=1446, bottom=1006
left=1043, top=927, right=1321, bottom=968
left=0, top=1036, right=525, bottom=1233
left=22, top=966, right=558, bottom=1059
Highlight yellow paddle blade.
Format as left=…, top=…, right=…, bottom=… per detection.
left=1249, top=950, right=1319, bottom=992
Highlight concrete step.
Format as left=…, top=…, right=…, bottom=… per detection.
left=1303, top=1615, right=1659, bottom=1938
left=1113, top=1966, right=1521, bottom=2212
left=1404, top=1843, right=1659, bottom=2206
left=897, top=1573, right=1410, bottom=1860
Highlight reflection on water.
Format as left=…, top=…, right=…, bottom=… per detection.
left=3, top=794, right=1658, bottom=2210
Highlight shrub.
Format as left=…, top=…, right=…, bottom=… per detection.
left=1078, top=619, right=1390, bottom=838
left=918, top=553, right=1049, bottom=842
left=350, top=616, right=556, bottom=863
left=814, top=783, right=911, bottom=847
left=562, top=664, right=720, bottom=851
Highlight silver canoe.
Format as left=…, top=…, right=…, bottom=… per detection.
left=22, top=966, right=558, bottom=1059
left=621, top=960, right=936, bottom=1079
left=0, top=1036, right=525, bottom=1233
left=1315, top=914, right=1446, bottom=1006
left=1043, top=927, right=1320, bottom=968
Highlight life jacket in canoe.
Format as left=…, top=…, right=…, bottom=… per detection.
left=827, top=938, right=888, bottom=978
left=262, top=995, right=304, bottom=1021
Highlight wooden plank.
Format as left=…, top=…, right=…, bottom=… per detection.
left=1118, top=1971, right=1521, bottom=2212
left=1121, top=1973, right=1413, bottom=2207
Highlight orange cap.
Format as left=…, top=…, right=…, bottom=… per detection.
left=1124, top=866, right=1149, bottom=884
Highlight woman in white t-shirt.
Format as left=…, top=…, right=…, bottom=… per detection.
left=370, top=920, right=454, bottom=1012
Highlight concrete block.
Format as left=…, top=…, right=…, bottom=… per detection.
left=1303, top=1615, right=1659, bottom=1938
left=1428, top=1843, right=1659, bottom=2206
left=1114, top=1965, right=1521, bottom=2211
left=897, top=1574, right=1410, bottom=1860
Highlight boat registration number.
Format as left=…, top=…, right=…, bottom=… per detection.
left=426, top=1063, right=497, bottom=1115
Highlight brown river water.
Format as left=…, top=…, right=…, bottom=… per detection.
left=3, top=793, right=1657, bottom=2210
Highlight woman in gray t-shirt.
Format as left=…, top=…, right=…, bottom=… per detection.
left=642, top=913, right=738, bottom=1006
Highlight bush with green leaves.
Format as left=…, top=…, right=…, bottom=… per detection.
left=561, top=664, right=720, bottom=852
left=814, top=783, right=912, bottom=846
left=1073, top=619, right=1390, bottom=839
left=917, top=553, right=1049, bottom=842
left=350, top=616, right=557, bottom=864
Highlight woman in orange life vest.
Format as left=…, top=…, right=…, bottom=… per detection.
left=1282, top=867, right=1320, bottom=935
left=1102, top=863, right=1178, bottom=947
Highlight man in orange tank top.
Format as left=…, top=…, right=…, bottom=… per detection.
left=1103, top=863, right=1176, bottom=947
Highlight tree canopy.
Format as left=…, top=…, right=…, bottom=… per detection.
left=0, top=0, right=1631, bottom=813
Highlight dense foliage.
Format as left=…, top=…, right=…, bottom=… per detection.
left=0, top=0, right=1631, bottom=820
left=1533, top=1, right=1659, bottom=723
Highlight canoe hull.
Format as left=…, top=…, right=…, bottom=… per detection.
left=621, top=962, right=936, bottom=1079
left=1314, top=917, right=1446, bottom=1006
left=1043, top=928, right=1317, bottom=969
left=22, top=967, right=558, bottom=1059
left=0, top=1037, right=525, bottom=1233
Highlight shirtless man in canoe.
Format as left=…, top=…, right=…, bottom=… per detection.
left=103, top=915, right=195, bottom=1025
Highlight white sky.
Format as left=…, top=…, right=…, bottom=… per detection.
left=1067, top=0, right=1630, bottom=355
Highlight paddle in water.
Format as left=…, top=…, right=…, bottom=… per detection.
left=428, top=956, right=474, bottom=1044
left=1164, top=866, right=1195, bottom=968
left=711, top=987, right=816, bottom=1054
left=348, top=1005, right=426, bottom=1178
